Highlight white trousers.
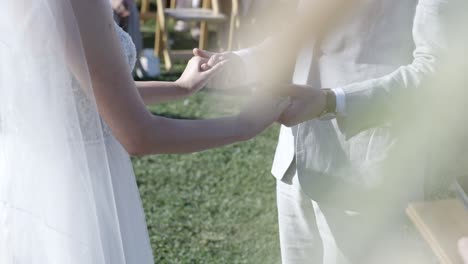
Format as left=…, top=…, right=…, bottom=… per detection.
left=276, top=173, right=350, bottom=264
left=276, top=173, right=433, bottom=264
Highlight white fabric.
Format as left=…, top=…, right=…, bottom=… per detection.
left=271, top=126, right=295, bottom=179
left=292, top=39, right=314, bottom=85
left=276, top=173, right=431, bottom=264
left=332, top=88, right=346, bottom=116
left=276, top=174, right=350, bottom=264
left=236, top=0, right=446, bottom=187
left=231, top=48, right=259, bottom=88
left=235, top=43, right=347, bottom=180
left=235, top=0, right=446, bottom=262
left=0, top=1, right=153, bottom=263
left=270, top=37, right=315, bottom=180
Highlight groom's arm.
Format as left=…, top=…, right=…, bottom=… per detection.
left=199, top=35, right=300, bottom=91
left=277, top=0, right=455, bottom=135
left=335, top=0, right=452, bottom=139
left=197, top=0, right=356, bottom=90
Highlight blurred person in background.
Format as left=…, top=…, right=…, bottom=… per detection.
left=111, top=0, right=142, bottom=55
left=174, top=0, right=202, bottom=39
left=195, top=0, right=456, bottom=263
left=111, top=0, right=160, bottom=79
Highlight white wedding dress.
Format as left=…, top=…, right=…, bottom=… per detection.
left=83, top=24, right=154, bottom=263
left=0, top=2, right=154, bottom=263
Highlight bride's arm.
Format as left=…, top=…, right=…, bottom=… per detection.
left=69, top=0, right=288, bottom=155
left=135, top=81, right=189, bottom=105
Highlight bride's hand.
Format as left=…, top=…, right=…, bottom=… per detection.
left=193, top=48, right=243, bottom=72
left=236, top=93, right=291, bottom=140
left=175, top=56, right=227, bottom=96
left=193, top=48, right=246, bottom=90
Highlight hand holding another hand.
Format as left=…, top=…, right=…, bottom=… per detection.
left=184, top=50, right=328, bottom=133
left=194, top=49, right=243, bottom=70
left=193, top=48, right=246, bottom=90
left=236, top=92, right=291, bottom=140
left=276, top=84, right=327, bottom=127
left=175, top=55, right=228, bottom=96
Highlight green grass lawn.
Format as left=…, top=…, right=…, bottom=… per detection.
left=132, top=70, right=282, bottom=263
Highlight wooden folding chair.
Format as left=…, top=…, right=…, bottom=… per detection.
left=407, top=199, right=468, bottom=264
left=139, top=0, right=239, bottom=71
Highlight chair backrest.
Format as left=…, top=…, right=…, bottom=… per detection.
left=208, top=0, right=220, bottom=14
left=139, top=0, right=225, bottom=15
left=168, top=0, right=220, bottom=14
left=140, top=0, right=150, bottom=13
left=138, top=0, right=173, bottom=13
left=170, top=0, right=176, bottom=9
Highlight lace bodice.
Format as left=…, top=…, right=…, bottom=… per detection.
left=114, top=23, right=138, bottom=69
left=74, top=22, right=137, bottom=143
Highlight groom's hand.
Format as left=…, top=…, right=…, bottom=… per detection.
left=193, top=48, right=246, bottom=90
left=193, top=48, right=243, bottom=71
left=175, top=56, right=227, bottom=95
left=277, top=84, right=327, bottom=127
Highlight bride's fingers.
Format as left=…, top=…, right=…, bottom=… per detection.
left=206, top=54, right=223, bottom=68
left=193, top=48, right=215, bottom=59
left=200, top=63, right=211, bottom=71
left=201, top=55, right=228, bottom=72
left=203, top=60, right=228, bottom=76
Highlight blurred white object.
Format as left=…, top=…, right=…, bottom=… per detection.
left=0, top=1, right=153, bottom=263
left=135, top=49, right=161, bottom=79
left=174, top=20, right=189, bottom=32
left=459, top=237, right=468, bottom=264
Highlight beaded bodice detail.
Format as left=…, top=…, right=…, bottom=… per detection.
left=74, top=22, right=137, bottom=143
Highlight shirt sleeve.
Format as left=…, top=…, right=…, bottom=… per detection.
left=336, top=0, right=451, bottom=139
left=332, top=87, right=346, bottom=116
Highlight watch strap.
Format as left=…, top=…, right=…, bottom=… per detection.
left=319, top=89, right=337, bottom=120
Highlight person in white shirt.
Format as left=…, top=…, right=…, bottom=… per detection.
left=194, top=0, right=455, bottom=262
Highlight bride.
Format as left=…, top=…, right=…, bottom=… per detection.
left=0, top=0, right=290, bottom=263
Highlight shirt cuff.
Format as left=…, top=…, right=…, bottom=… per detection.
left=332, top=88, right=346, bottom=116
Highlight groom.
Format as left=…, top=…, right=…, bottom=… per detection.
left=196, top=0, right=451, bottom=262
